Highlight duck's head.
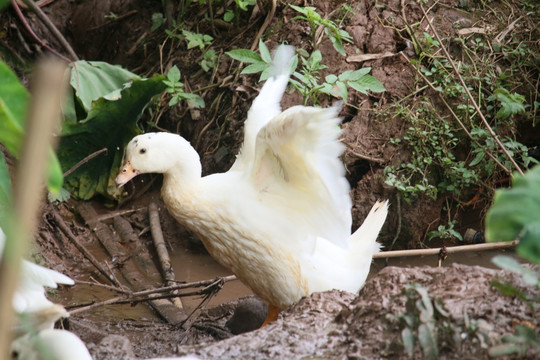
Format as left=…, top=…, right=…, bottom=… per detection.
left=115, top=132, right=201, bottom=187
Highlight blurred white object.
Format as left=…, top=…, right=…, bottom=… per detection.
left=11, top=329, right=92, bottom=360
left=0, top=227, right=73, bottom=331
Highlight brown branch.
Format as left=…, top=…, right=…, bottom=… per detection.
left=52, top=211, right=122, bottom=288
left=68, top=276, right=236, bottom=316
left=11, top=0, right=71, bottom=62
left=148, top=202, right=186, bottom=311
left=373, top=240, right=518, bottom=259
left=419, top=4, right=523, bottom=176
left=21, top=0, right=79, bottom=61
left=62, top=148, right=108, bottom=177
left=250, top=0, right=277, bottom=51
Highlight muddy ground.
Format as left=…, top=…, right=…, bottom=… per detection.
left=1, top=0, right=539, bottom=359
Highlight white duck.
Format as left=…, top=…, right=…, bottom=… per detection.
left=0, top=227, right=73, bottom=332
left=116, top=45, right=388, bottom=324
left=11, top=329, right=92, bottom=360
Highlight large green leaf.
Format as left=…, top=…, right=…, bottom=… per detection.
left=0, top=153, right=11, bottom=222
left=0, top=61, right=63, bottom=194
left=58, top=73, right=166, bottom=200
left=485, top=165, right=540, bottom=263
left=69, top=61, right=141, bottom=113
left=0, top=0, right=10, bottom=11
left=0, top=61, right=27, bottom=155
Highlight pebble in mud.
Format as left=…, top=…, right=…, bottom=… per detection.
left=225, top=296, right=268, bottom=334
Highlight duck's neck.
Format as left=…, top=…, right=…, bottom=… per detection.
left=160, top=144, right=204, bottom=222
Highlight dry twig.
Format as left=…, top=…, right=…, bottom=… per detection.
left=149, top=202, right=186, bottom=311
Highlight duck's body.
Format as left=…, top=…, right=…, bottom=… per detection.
left=116, top=45, right=388, bottom=314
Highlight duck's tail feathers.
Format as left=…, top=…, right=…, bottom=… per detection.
left=348, top=200, right=389, bottom=254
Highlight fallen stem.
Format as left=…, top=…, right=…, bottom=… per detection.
left=52, top=211, right=122, bottom=287
left=373, top=240, right=518, bottom=259
left=63, top=148, right=108, bottom=177
left=148, top=202, right=186, bottom=312
left=68, top=275, right=236, bottom=315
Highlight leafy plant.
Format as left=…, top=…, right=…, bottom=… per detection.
left=290, top=49, right=327, bottom=105
left=226, top=39, right=276, bottom=81
left=427, top=220, right=463, bottom=242
left=290, top=5, right=353, bottom=56
left=151, top=12, right=165, bottom=32
left=164, top=65, right=205, bottom=108
left=199, top=49, right=218, bottom=72
left=181, top=29, right=213, bottom=50
left=488, top=256, right=540, bottom=357
left=321, top=68, right=386, bottom=99
left=58, top=61, right=166, bottom=200
left=384, top=103, right=478, bottom=202
left=388, top=284, right=460, bottom=360
left=488, top=88, right=526, bottom=119
left=223, top=0, right=257, bottom=22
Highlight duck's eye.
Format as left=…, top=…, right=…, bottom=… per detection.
left=139, top=148, right=146, bottom=154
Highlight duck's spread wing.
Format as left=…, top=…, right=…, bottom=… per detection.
left=232, top=45, right=295, bottom=171
left=248, top=104, right=352, bottom=248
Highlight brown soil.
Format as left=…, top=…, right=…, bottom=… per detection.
left=1, top=0, right=539, bottom=359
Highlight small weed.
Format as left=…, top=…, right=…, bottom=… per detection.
left=182, top=29, right=213, bottom=50
left=386, top=284, right=461, bottom=359
left=290, top=5, right=353, bottom=56
left=199, top=49, right=218, bottom=72
left=383, top=102, right=477, bottom=202
left=226, top=39, right=275, bottom=81
left=427, top=220, right=463, bottom=242
left=163, top=65, right=205, bottom=108
left=227, top=42, right=384, bottom=105
left=151, top=13, right=165, bottom=32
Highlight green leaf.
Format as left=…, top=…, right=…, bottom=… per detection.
left=167, top=65, right=181, bottom=83
left=226, top=49, right=262, bottom=63
left=259, top=39, right=271, bottom=64
left=418, top=323, right=438, bottom=360
left=0, top=152, right=12, bottom=220
left=401, top=327, right=415, bottom=356
left=349, top=75, right=386, bottom=95
left=241, top=62, right=269, bottom=75
left=69, top=61, right=141, bottom=112
left=489, top=88, right=526, bottom=119
left=492, top=255, right=539, bottom=286
left=151, top=13, right=165, bottom=32
left=336, top=81, right=348, bottom=100
left=485, top=166, right=540, bottom=263
left=0, top=61, right=63, bottom=193
left=341, top=68, right=371, bottom=81
left=58, top=74, right=166, bottom=200
left=223, top=10, right=234, bottom=22
left=325, top=74, right=338, bottom=84
left=0, top=61, right=27, bottom=155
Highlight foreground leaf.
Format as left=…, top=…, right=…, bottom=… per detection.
left=0, top=60, right=63, bottom=194
left=485, top=165, right=540, bottom=263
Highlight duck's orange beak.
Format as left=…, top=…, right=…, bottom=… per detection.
left=115, top=160, right=139, bottom=187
